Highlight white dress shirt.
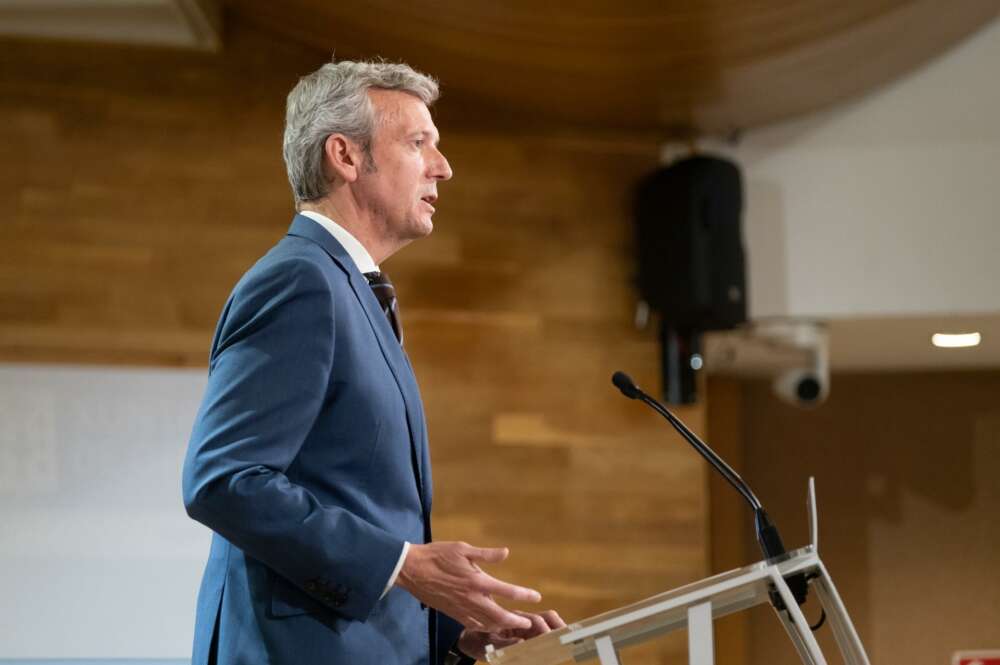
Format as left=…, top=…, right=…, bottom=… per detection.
left=298, top=209, right=410, bottom=599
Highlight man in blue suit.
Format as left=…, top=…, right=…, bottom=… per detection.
left=182, top=59, right=563, bottom=664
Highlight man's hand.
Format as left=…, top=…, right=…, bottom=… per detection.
left=396, top=541, right=542, bottom=632
left=456, top=609, right=567, bottom=660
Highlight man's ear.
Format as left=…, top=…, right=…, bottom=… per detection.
left=323, top=134, right=364, bottom=184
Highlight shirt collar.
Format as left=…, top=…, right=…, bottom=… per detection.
left=299, top=210, right=378, bottom=274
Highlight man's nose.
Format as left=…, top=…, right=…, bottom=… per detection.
left=430, top=148, right=453, bottom=181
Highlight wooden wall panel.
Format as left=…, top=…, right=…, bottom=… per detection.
left=0, top=22, right=708, bottom=663
left=704, top=377, right=750, bottom=665
left=708, top=371, right=1000, bottom=665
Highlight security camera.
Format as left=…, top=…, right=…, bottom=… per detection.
left=703, top=318, right=830, bottom=407
left=773, top=366, right=828, bottom=406
left=766, top=320, right=829, bottom=407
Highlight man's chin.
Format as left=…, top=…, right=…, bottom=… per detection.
left=391, top=216, right=434, bottom=247
left=413, top=217, right=434, bottom=237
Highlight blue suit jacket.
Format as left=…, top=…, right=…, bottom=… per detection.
left=182, top=215, right=463, bottom=665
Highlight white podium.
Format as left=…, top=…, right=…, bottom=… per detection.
left=486, top=480, right=870, bottom=665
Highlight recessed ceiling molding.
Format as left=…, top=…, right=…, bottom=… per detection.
left=0, top=0, right=222, bottom=51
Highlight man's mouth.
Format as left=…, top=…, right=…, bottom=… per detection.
left=420, top=194, right=437, bottom=211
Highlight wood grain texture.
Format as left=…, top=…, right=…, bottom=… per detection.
left=228, top=0, right=999, bottom=134
left=1, top=21, right=708, bottom=663
left=704, top=377, right=750, bottom=665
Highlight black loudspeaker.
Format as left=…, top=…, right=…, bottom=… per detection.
left=633, top=155, right=747, bottom=404
left=634, top=155, right=747, bottom=330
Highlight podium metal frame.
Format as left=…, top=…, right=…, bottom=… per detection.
left=486, top=480, right=870, bottom=665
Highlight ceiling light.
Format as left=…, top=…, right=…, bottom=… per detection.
left=931, top=332, right=981, bottom=348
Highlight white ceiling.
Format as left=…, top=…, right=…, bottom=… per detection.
left=705, top=312, right=1000, bottom=375
left=699, top=17, right=1000, bottom=375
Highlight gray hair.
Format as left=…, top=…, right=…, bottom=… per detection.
left=283, top=58, right=440, bottom=205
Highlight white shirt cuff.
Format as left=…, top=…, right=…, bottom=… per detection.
left=381, top=541, right=410, bottom=599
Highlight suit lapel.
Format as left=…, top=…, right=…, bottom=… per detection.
left=286, top=215, right=431, bottom=514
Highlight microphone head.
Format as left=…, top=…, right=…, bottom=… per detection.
left=612, top=371, right=642, bottom=399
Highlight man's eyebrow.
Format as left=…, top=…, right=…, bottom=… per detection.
left=407, top=130, right=440, bottom=144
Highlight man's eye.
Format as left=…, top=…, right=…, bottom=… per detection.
left=414, top=140, right=424, bottom=147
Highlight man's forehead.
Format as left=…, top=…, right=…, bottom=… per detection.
left=369, top=89, right=437, bottom=137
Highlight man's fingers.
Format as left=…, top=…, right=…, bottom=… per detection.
left=465, top=545, right=509, bottom=564
left=514, top=610, right=551, bottom=636
left=490, top=636, right=524, bottom=649
left=477, top=573, right=542, bottom=604
left=541, top=609, right=566, bottom=629
left=475, top=596, right=533, bottom=632
left=463, top=615, right=486, bottom=632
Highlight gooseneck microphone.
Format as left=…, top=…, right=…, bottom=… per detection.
left=611, top=370, right=809, bottom=607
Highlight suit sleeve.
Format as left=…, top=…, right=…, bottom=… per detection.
left=182, top=256, right=404, bottom=622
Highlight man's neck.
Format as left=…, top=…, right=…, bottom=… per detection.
left=299, top=199, right=380, bottom=263
left=299, top=198, right=405, bottom=265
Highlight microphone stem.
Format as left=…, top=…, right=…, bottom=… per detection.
left=638, top=394, right=762, bottom=512
left=619, top=374, right=802, bottom=600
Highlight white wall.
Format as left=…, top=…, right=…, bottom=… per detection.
left=734, top=17, right=1000, bottom=319
left=0, top=364, right=210, bottom=658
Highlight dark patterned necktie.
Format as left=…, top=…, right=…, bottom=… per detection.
left=364, top=271, right=403, bottom=345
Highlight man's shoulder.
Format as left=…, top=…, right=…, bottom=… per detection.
left=232, top=235, right=350, bottom=302
left=259, top=233, right=351, bottom=277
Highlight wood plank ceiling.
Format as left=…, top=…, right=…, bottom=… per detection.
left=227, top=0, right=1000, bottom=135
